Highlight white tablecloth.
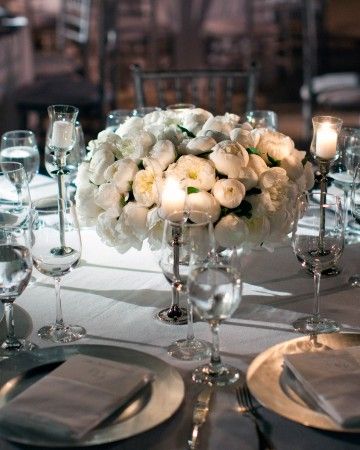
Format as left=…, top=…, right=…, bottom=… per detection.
left=1, top=176, right=360, bottom=449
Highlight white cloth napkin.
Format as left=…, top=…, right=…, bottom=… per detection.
left=284, top=346, right=360, bottom=428
left=0, top=354, right=154, bottom=441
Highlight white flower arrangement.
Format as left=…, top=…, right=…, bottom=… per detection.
left=76, top=108, right=314, bottom=253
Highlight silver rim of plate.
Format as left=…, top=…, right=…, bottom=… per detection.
left=0, top=344, right=185, bottom=447
left=247, top=333, right=360, bottom=432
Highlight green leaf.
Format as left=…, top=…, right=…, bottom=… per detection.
left=267, top=153, right=281, bottom=167
left=301, top=154, right=308, bottom=167
left=177, top=125, right=196, bottom=138
left=137, top=161, right=145, bottom=170
left=187, top=186, right=200, bottom=194
left=221, top=200, right=253, bottom=220
left=246, top=187, right=261, bottom=195
left=120, top=196, right=126, bottom=207
left=246, top=146, right=261, bottom=156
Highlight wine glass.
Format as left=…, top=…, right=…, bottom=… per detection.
left=188, top=246, right=243, bottom=386
left=245, top=110, right=278, bottom=130
left=160, top=211, right=212, bottom=360
left=0, top=130, right=40, bottom=183
left=105, top=109, right=134, bottom=132
left=31, top=199, right=86, bottom=343
left=0, top=226, right=36, bottom=357
left=349, top=165, right=360, bottom=287
left=291, top=192, right=344, bottom=334
left=0, top=162, right=31, bottom=231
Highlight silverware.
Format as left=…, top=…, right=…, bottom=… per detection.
left=188, top=386, right=213, bottom=450
left=236, top=384, right=275, bottom=450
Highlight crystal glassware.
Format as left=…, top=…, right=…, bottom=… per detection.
left=0, top=161, right=31, bottom=230
left=0, top=130, right=40, bottom=183
left=31, top=199, right=86, bottom=343
left=105, top=109, right=134, bottom=132
left=291, top=192, right=344, bottom=334
left=245, top=110, right=278, bottom=130
left=349, top=165, right=360, bottom=287
left=188, top=246, right=243, bottom=386
left=0, top=226, right=36, bottom=357
left=132, top=106, right=161, bottom=117
left=160, top=211, right=212, bottom=360
left=166, top=103, right=196, bottom=112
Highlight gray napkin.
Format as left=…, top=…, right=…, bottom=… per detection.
left=0, top=354, right=154, bottom=441
left=284, top=346, right=360, bottom=428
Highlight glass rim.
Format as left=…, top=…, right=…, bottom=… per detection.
left=312, top=115, right=343, bottom=125
left=2, top=130, right=35, bottom=139
left=0, top=161, right=25, bottom=174
left=165, top=103, right=196, bottom=110
left=165, top=209, right=212, bottom=227
left=47, top=104, right=79, bottom=114
left=246, top=109, right=277, bottom=115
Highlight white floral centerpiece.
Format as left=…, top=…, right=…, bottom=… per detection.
left=75, top=108, right=314, bottom=253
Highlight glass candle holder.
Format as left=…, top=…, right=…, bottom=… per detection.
left=310, top=115, right=343, bottom=162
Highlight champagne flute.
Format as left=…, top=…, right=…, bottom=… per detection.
left=160, top=211, right=211, bottom=360
left=0, top=130, right=40, bottom=183
left=349, top=165, right=360, bottom=287
left=291, top=192, right=344, bottom=334
left=188, top=246, right=243, bottom=386
left=31, top=199, right=86, bottom=343
left=0, top=226, right=36, bottom=357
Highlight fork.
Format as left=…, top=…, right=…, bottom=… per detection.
left=236, top=384, right=276, bottom=450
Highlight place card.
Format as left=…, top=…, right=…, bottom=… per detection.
left=0, top=354, right=154, bottom=441
left=284, top=346, right=360, bottom=427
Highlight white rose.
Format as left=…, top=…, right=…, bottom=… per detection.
left=236, top=167, right=258, bottom=190
left=94, top=182, right=123, bottom=217
left=247, top=154, right=268, bottom=177
left=89, top=149, right=115, bottom=185
left=115, top=116, right=143, bottom=138
left=132, top=169, right=161, bottom=207
left=209, top=140, right=249, bottom=178
left=149, top=139, right=176, bottom=170
left=256, top=130, right=294, bottom=163
left=75, top=183, right=102, bottom=225
left=212, top=179, right=246, bottom=208
left=166, top=155, right=216, bottom=191
left=178, top=136, right=216, bottom=155
left=104, top=158, right=138, bottom=193
left=186, top=191, right=220, bottom=222
left=214, top=214, right=249, bottom=248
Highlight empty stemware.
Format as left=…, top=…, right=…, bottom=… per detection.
left=0, top=130, right=40, bottom=184
left=31, top=199, right=86, bottom=343
left=291, top=192, right=344, bottom=334
left=245, top=110, right=278, bottom=131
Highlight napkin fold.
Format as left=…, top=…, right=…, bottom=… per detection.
left=284, top=346, right=360, bottom=428
left=0, top=354, right=154, bottom=441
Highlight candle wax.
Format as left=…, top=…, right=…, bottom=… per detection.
left=160, top=178, right=186, bottom=219
left=52, top=121, right=74, bottom=148
left=316, top=126, right=337, bottom=160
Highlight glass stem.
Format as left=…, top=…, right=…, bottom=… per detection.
left=3, top=300, right=21, bottom=349
left=344, top=188, right=350, bottom=230
left=210, top=321, right=221, bottom=367
left=313, top=271, right=321, bottom=321
left=54, top=277, right=65, bottom=329
left=186, top=296, right=195, bottom=341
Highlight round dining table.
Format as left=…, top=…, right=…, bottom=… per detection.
left=1, top=175, right=360, bottom=449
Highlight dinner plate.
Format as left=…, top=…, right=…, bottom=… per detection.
left=247, top=333, right=360, bottom=432
left=0, top=344, right=185, bottom=446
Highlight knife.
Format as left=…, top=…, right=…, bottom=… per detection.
left=188, top=386, right=214, bottom=449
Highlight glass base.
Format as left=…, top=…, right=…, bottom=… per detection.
left=0, top=339, right=37, bottom=358
left=349, top=274, right=360, bottom=288
left=167, top=338, right=211, bottom=361
left=157, top=307, right=187, bottom=325
left=292, top=316, right=340, bottom=334
left=192, top=362, right=243, bottom=386
left=38, top=324, right=86, bottom=343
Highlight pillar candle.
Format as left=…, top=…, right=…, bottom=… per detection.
left=52, top=121, right=74, bottom=148
left=316, top=125, right=337, bottom=159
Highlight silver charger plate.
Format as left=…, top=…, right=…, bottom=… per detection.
left=0, top=344, right=185, bottom=446
left=247, top=333, right=360, bottom=432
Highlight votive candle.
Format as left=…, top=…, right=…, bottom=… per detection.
left=52, top=121, right=74, bottom=148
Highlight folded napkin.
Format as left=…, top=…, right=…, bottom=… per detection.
left=284, top=346, right=360, bottom=428
left=0, top=354, right=154, bottom=441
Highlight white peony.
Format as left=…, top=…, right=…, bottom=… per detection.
left=96, top=212, right=120, bottom=247
left=115, top=116, right=143, bottom=138
left=246, top=215, right=271, bottom=246
left=247, top=154, right=268, bottom=177
left=181, top=108, right=213, bottom=135
left=280, top=150, right=306, bottom=181
left=259, top=167, right=290, bottom=212
left=230, top=127, right=260, bottom=149
left=186, top=191, right=220, bottom=222
left=76, top=161, right=91, bottom=189
left=236, top=167, right=258, bottom=190
left=166, top=155, right=216, bottom=191
left=76, top=183, right=102, bottom=226
left=89, top=149, right=115, bottom=185
left=120, top=202, right=149, bottom=241
left=212, top=179, right=246, bottom=208
left=209, top=140, right=249, bottom=178
left=199, top=113, right=240, bottom=137
left=147, top=206, right=163, bottom=250
left=214, top=214, right=249, bottom=248
left=87, top=131, right=124, bottom=160
left=94, top=182, right=123, bottom=218
left=149, top=139, right=176, bottom=170
left=256, top=130, right=294, bottom=163
left=104, top=158, right=138, bottom=193
left=178, top=136, right=216, bottom=155
left=132, top=169, right=161, bottom=207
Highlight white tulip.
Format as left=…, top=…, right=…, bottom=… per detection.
left=104, top=158, right=138, bottom=193
left=89, top=149, right=115, bottom=185
left=166, top=155, right=216, bottom=191
left=94, top=182, right=123, bottom=217
left=149, top=139, right=176, bottom=170
left=132, top=169, right=161, bottom=207
left=214, top=214, right=249, bottom=248
left=212, top=179, right=246, bottom=208
left=209, top=140, right=249, bottom=178
left=186, top=191, right=220, bottom=222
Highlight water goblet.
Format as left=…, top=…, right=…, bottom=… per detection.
left=0, top=161, right=31, bottom=230
left=0, top=130, right=40, bottom=183
left=0, top=226, right=36, bottom=357
left=245, top=110, right=278, bottom=130
left=160, top=211, right=212, bottom=360
left=31, top=199, right=86, bottom=343
left=188, top=246, right=243, bottom=386
left=291, top=192, right=344, bottom=334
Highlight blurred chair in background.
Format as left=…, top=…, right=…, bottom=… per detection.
left=131, top=63, right=258, bottom=114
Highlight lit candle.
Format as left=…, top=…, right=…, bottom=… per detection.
left=316, top=124, right=338, bottom=159
left=52, top=120, right=74, bottom=148
left=160, top=177, right=186, bottom=219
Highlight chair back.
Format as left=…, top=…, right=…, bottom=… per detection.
left=131, top=63, right=257, bottom=114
